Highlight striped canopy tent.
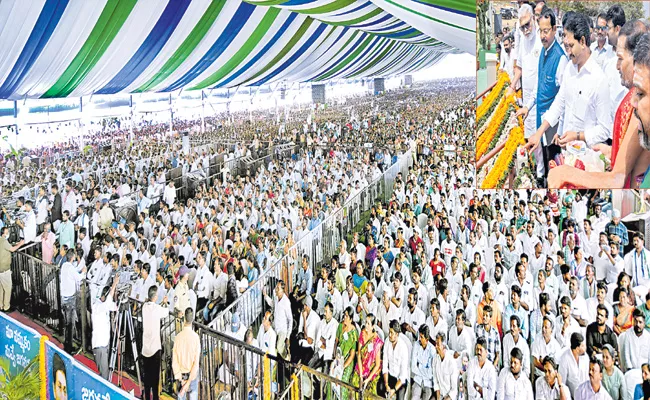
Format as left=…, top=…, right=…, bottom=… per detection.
left=0, top=0, right=475, bottom=100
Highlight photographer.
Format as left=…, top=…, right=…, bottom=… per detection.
left=91, top=273, right=119, bottom=380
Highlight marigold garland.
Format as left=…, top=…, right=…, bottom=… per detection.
left=476, top=95, right=516, bottom=160
left=481, top=125, right=525, bottom=189
left=477, top=72, right=509, bottom=122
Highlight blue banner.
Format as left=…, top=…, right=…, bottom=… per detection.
left=45, top=342, right=134, bottom=400
left=0, top=312, right=41, bottom=399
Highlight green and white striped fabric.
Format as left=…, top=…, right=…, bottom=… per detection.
left=0, top=0, right=475, bottom=99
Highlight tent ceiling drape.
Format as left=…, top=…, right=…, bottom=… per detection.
left=0, top=0, right=475, bottom=99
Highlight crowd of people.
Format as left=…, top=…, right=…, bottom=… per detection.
left=495, top=0, right=650, bottom=189
left=0, top=80, right=476, bottom=400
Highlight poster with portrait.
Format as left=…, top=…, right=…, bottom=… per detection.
left=45, top=341, right=134, bottom=400
left=0, top=312, right=41, bottom=399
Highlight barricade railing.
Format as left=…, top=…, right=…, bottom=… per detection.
left=211, top=146, right=413, bottom=333
left=11, top=245, right=63, bottom=334
left=193, top=322, right=386, bottom=400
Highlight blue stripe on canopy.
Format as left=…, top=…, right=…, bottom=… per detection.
left=411, top=0, right=476, bottom=17
left=250, top=22, right=328, bottom=86
left=162, top=1, right=257, bottom=92
left=307, top=33, right=367, bottom=81
left=0, top=0, right=69, bottom=98
left=96, top=0, right=192, bottom=94
left=212, top=12, right=299, bottom=88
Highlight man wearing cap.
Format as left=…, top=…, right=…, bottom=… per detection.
left=295, top=296, right=320, bottom=364
left=174, top=267, right=191, bottom=317
left=229, top=313, right=246, bottom=341
left=99, top=199, right=114, bottom=233
left=605, top=210, right=628, bottom=254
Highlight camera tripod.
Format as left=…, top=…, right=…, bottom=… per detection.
left=108, top=300, right=142, bottom=389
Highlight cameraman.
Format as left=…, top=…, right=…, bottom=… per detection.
left=142, top=284, right=169, bottom=400
left=91, top=274, right=119, bottom=380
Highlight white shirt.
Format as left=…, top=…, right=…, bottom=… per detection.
left=35, top=196, right=49, bottom=224
left=502, top=333, right=531, bottom=376
left=297, top=310, right=320, bottom=348
left=273, top=294, right=292, bottom=336
left=558, top=349, right=589, bottom=396
left=532, top=335, right=562, bottom=376
left=467, top=357, right=497, bottom=400
left=91, top=297, right=117, bottom=349
left=543, top=54, right=612, bottom=147
left=496, top=368, right=534, bottom=400
left=383, top=336, right=410, bottom=384
left=535, top=376, right=572, bottom=400
left=433, top=350, right=458, bottom=398
left=517, top=28, right=544, bottom=136
left=23, top=210, right=37, bottom=244
left=378, top=302, right=402, bottom=338
left=257, top=326, right=277, bottom=356
left=401, top=305, right=426, bottom=343
left=315, top=318, right=339, bottom=360
left=193, top=265, right=214, bottom=299
left=141, top=301, right=169, bottom=357
left=448, top=325, right=475, bottom=358
left=60, top=261, right=85, bottom=297
left=621, top=329, right=650, bottom=371
left=574, top=381, right=613, bottom=400
left=624, top=249, right=650, bottom=287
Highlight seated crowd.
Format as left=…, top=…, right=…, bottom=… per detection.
left=0, top=80, right=475, bottom=400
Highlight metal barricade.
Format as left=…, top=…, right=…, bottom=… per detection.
left=11, top=247, right=62, bottom=333
left=212, top=147, right=413, bottom=332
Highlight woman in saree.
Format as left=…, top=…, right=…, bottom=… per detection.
left=614, top=288, right=635, bottom=335
left=351, top=314, right=383, bottom=396
left=335, top=307, right=358, bottom=399
left=364, top=235, right=378, bottom=268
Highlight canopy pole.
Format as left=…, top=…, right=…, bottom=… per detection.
left=129, top=95, right=134, bottom=145
left=201, top=90, right=205, bottom=134
left=169, top=93, right=173, bottom=140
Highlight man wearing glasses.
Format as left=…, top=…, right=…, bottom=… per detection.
left=507, top=4, right=545, bottom=185
left=591, top=13, right=616, bottom=71
left=516, top=6, right=567, bottom=186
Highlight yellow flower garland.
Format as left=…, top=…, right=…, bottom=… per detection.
left=476, top=95, right=515, bottom=160
left=481, top=125, right=525, bottom=188
left=477, top=72, right=509, bottom=121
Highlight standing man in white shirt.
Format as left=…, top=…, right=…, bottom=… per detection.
left=35, top=186, right=49, bottom=234
left=527, top=13, right=612, bottom=152
left=91, top=274, right=119, bottom=380
left=141, top=285, right=169, bottom=400
left=497, top=347, right=534, bottom=400
left=16, top=200, right=37, bottom=244
left=60, top=249, right=86, bottom=353
left=381, top=319, right=409, bottom=400
left=509, top=4, right=545, bottom=179
left=265, top=281, right=292, bottom=359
